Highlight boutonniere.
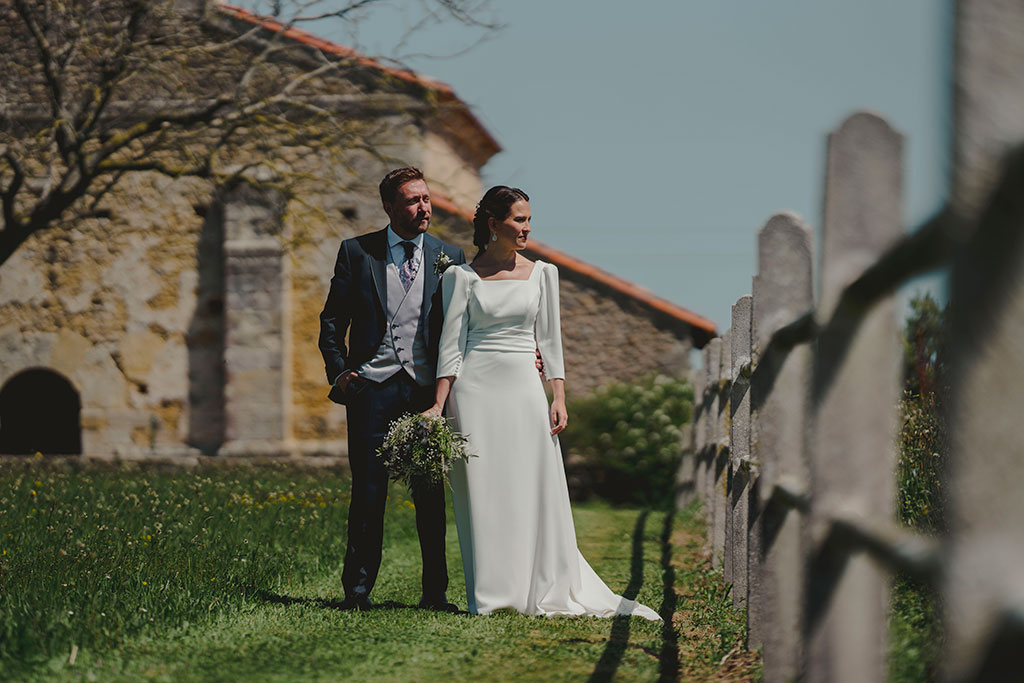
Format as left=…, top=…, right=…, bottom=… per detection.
left=433, top=252, right=455, bottom=275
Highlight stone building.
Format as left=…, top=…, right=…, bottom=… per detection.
left=0, top=2, right=715, bottom=459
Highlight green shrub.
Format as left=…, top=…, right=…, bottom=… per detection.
left=890, top=293, right=948, bottom=681
left=901, top=293, right=946, bottom=399
left=897, top=391, right=947, bottom=534
left=562, top=374, right=693, bottom=509
left=896, top=292, right=948, bottom=534
left=889, top=574, right=942, bottom=683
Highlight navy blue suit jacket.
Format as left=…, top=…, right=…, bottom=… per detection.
left=318, top=228, right=467, bottom=405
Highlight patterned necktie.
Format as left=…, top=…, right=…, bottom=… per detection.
left=399, top=241, right=418, bottom=292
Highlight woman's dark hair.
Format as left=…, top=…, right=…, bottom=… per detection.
left=473, top=186, right=530, bottom=255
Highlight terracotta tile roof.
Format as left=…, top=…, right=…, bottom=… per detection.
left=431, top=195, right=718, bottom=342
left=215, top=3, right=502, bottom=158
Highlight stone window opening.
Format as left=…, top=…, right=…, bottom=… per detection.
left=0, top=368, right=82, bottom=455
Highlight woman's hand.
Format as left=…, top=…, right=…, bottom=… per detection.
left=428, top=377, right=455, bottom=421
left=550, top=400, right=568, bottom=435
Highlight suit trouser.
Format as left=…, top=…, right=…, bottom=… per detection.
left=342, top=371, right=448, bottom=601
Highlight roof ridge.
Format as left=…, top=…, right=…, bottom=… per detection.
left=214, top=3, right=501, bottom=155
left=217, top=3, right=449, bottom=92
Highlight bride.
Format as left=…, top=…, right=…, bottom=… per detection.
left=424, top=186, right=660, bottom=621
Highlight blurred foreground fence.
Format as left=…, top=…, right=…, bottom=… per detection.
left=678, top=110, right=1024, bottom=682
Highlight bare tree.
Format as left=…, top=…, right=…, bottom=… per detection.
left=0, top=0, right=494, bottom=266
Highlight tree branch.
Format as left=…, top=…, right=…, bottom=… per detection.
left=0, top=0, right=498, bottom=268
left=12, top=0, right=75, bottom=157
left=96, top=158, right=210, bottom=178
left=75, top=2, right=151, bottom=142
left=289, top=0, right=385, bottom=23
left=1, top=149, right=27, bottom=230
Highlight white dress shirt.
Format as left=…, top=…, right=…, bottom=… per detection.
left=386, top=225, right=424, bottom=272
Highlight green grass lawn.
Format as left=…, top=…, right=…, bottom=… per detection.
left=1, top=460, right=738, bottom=682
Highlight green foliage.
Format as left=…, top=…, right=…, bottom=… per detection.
left=900, top=293, right=947, bottom=398
left=675, top=502, right=761, bottom=681
left=896, top=292, right=948, bottom=535
left=897, top=392, right=947, bottom=533
left=563, top=374, right=693, bottom=509
left=679, top=555, right=747, bottom=664
left=1, top=463, right=673, bottom=681
left=377, top=414, right=472, bottom=490
left=0, top=460, right=411, bottom=668
left=890, top=292, right=948, bottom=680
left=889, top=575, right=942, bottom=683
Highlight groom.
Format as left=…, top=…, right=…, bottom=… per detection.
left=319, top=167, right=465, bottom=611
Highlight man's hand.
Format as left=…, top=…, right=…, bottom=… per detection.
left=334, top=370, right=360, bottom=392
left=535, top=349, right=545, bottom=375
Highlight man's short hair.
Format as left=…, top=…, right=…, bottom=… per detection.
left=379, top=167, right=425, bottom=206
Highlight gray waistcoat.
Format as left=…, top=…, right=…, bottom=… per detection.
left=357, top=262, right=432, bottom=385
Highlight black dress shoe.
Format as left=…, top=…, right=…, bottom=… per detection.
left=338, top=596, right=373, bottom=611
left=418, top=597, right=459, bottom=613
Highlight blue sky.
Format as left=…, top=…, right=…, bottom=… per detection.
left=316, top=0, right=952, bottom=333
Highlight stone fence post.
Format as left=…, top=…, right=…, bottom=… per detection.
left=806, top=112, right=903, bottom=683
left=751, top=212, right=813, bottom=682
left=942, top=148, right=1024, bottom=681
left=713, top=331, right=731, bottom=568
left=695, top=345, right=710, bottom=511
left=729, top=296, right=753, bottom=611
left=704, top=339, right=722, bottom=523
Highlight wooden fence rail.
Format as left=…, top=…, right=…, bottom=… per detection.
left=677, top=111, right=1024, bottom=682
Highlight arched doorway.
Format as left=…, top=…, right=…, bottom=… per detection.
left=0, top=368, right=82, bottom=455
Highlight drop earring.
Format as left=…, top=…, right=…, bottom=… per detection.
left=491, top=232, right=498, bottom=242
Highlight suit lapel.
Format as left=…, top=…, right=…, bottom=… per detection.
left=367, top=228, right=388, bottom=314
left=420, top=235, right=442, bottom=317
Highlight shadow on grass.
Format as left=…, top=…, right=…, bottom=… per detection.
left=657, top=506, right=680, bottom=682
left=587, top=509, right=650, bottom=683
left=256, top=591, right=470, bottom=615
left=587, top=502, right=682, bottom=683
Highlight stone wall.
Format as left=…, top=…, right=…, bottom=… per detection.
left=0, top=6, right=705, bottom=459
left=0, top=120, right=435, bottom=458
left=557, top=276, right=693, bottom=394
left=0, top=174, right=214, bottom=457
left=0, top=161, right=702, bottom=458
left=286, top=149, right=398, bottom=452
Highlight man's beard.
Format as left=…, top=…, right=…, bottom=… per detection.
left=404, top=216, right=430, bottom=233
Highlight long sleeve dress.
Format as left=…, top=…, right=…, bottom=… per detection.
left=437, top=261, right=660, bottom=620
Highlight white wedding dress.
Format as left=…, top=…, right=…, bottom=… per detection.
left=437, top=261, right=661, bottom=621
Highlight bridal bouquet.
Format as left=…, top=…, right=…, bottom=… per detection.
left=376, top=413, right=473, bottom=489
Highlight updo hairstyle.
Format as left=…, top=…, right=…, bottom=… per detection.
left=472, top=185, right=530, bottom=256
